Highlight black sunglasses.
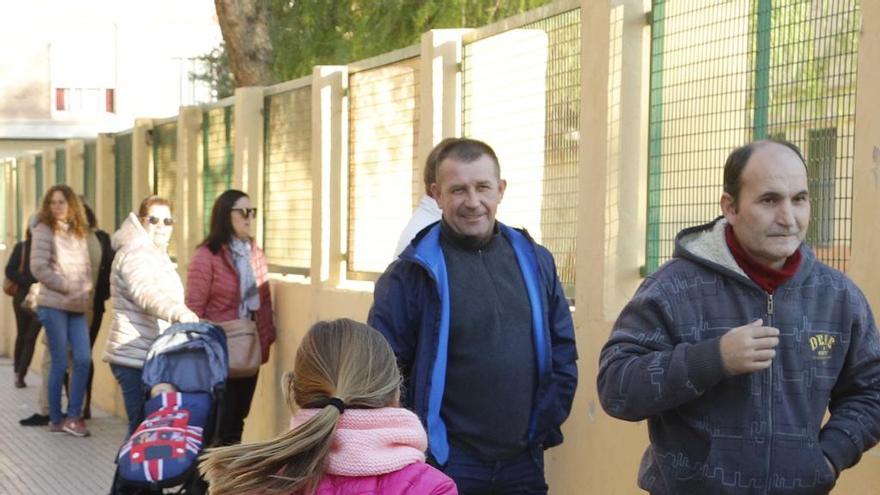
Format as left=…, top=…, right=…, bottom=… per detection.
left=232, top=207, right=258, bottom=219
left=144, top=216, right=174, bottom=226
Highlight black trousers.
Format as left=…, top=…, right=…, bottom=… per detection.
left=12, top=290, right=41, bottom=377
left=83, top=308, right=104, bottom=415
left=217, top=373, right=259, bottom=445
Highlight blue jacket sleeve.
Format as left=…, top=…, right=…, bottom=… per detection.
left=539, top=248, right=578, bottom=447
left=819, top=286, right=880, bottom=474
left=368, top=260, right=423, bottom=401
left=597, top=276, right=727, bottom=421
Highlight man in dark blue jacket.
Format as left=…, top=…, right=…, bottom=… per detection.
left=598, top=139, right=880, bottom=494
left=369, top=138, right=578, bottom=494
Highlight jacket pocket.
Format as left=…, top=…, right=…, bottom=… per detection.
left=771, top=441, right=837, bottom=494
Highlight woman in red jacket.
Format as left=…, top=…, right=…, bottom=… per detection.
left=186, top=189, right=275, bottom=446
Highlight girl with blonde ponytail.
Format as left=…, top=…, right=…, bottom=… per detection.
left=199, top=318, right=457, bottom=495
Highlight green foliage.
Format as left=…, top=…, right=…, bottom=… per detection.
left=198, top=0, right=552, bottom=90
left=190, top=44, right=235, bottom=99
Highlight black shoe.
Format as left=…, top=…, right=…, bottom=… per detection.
left=19, top=413, right=50, bottom=426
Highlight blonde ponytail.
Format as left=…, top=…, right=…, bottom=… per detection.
left=198, top=319, right=401, bottom=495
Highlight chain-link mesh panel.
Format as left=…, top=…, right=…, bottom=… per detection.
left=264, top=86, right=312, bottom=274
left=115, top=133, right=133, bottom=229
left=347, top=56, right=420, bottom=278
left=34, top=155, right=44, bottom=209
left=153, top=121, right=178, bottom=257
left=462, top=8, right=581, bottom=298
left=55, top=148, right=66, bottom=185
left=646, top=0, right=859, bottom=273
left=83, top=141, right=97, bottom=209
left=202, top=106, right=234, bottom=234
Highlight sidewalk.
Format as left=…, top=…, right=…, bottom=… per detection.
left=0, top=357, right=128, bottom=494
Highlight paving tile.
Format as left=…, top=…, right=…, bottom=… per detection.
left=0, top=358, right=128, bottom=495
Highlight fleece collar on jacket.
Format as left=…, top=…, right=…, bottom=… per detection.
left=112, top=213, right=164, bottom=254
left=674, top=216, right=815, bottom=289
left=290, top=407, right=426, bottom=477
left=399, top=221, right=549, bottom=465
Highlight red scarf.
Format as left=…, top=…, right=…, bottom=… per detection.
left=724, top=224, right=801, bottom=294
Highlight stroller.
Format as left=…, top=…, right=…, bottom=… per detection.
left=111, top=322, right=228, bottom=494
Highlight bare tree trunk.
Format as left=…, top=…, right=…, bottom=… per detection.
left=214, top=0, right=274, bottom=87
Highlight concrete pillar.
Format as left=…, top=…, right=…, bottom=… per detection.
left=850, top=1, right=880, bottom=310
left=132, top=118, right=154, bottom=211
left=95, top=134, right=116, bottom=231
left=66, top=139, right=85, bottom=195
left=174, top=106, right=204, bottom=279
left=2, top=160, right=15, bottom=247
left=547, top=2, right=642, bottom=494
left=833, top=0, right=880, bottom=488
left=417, top=29, right=469, bottom=192
left=233, top=87, right=266, bottom=242
left=19, top=156, right=36, bottom=224
left=42, top=150, right=56, bottom=191
left=310, top=66, right=348, bottom=287
left=575, top=0, right=611, bottom=325
left=603, top=0, right=650, bottom=317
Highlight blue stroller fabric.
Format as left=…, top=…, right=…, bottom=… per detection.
left=117, top=392, right=211, bottom=483
left=141, top=322, right=228, bottom=394
left=114, top=322, right=228, bottom=492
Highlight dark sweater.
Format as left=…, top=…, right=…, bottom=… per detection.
left=439, top=221, right=536, bottom=461
left=5, top=240, right=36, bottom=294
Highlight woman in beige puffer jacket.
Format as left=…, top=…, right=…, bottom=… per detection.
left=103, top=195, right=198, bottom=434
left=30, top=185, right=93, bottom=437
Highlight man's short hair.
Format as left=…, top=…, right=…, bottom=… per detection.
left=723, top=138, right=807, bottom=203
left=424, top=137, right=460, bottom=195
left=433, top=138, right=501, bottom=183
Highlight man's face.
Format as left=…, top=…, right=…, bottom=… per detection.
left=431, top=154, right=506, bottom=241
left=721, top=143, right=810, bottom=269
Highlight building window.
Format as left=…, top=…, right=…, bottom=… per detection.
left=105, top=88, right=115, bottom=113
left=54, top=87, right=116, bottom=114
left=56, top=88, right=67, bottom=111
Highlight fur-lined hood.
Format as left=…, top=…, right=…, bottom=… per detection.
left=671, top=216, right=816, bottom=287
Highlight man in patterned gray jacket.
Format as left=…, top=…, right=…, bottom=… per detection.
left=598, top=139, right=880, bottom=494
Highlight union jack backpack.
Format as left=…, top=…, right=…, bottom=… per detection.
left=112, top=322, right=228, bottom=494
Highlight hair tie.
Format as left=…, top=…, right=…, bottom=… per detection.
left=327, top=397, right=345, bottom=414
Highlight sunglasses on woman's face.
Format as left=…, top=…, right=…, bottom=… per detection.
left=232, top=207, right=258, bottom=219
left=144, top=216, right=174, bottom=226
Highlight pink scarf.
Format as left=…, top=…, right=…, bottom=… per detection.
left=289, top=407, right=427, bottom=477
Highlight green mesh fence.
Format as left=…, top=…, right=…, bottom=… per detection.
left=646, top=0, right=860, bottom=273
left=202, top=106, right=234, bottom=234
left=34, top=155, right=43, bottom=208
left=264, top=86, right=312, bottom=275
left=153, top=121, right=178, bottom=257
left=115, top=133, right=133, bottom=229
left=347, top=55, right=420, bottom=278
left=55, top=148, right=66, bottom=185
left=462, top=7, right=581, bottom=299
left=83, top=141, right=97, bottom=209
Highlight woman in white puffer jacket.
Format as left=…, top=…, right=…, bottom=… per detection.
left=103, top=195, right=199, bottom=434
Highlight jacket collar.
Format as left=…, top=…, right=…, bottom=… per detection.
left=674, top=216, right=815, bottom=289
left=111, top=212, right=164, bottom=255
